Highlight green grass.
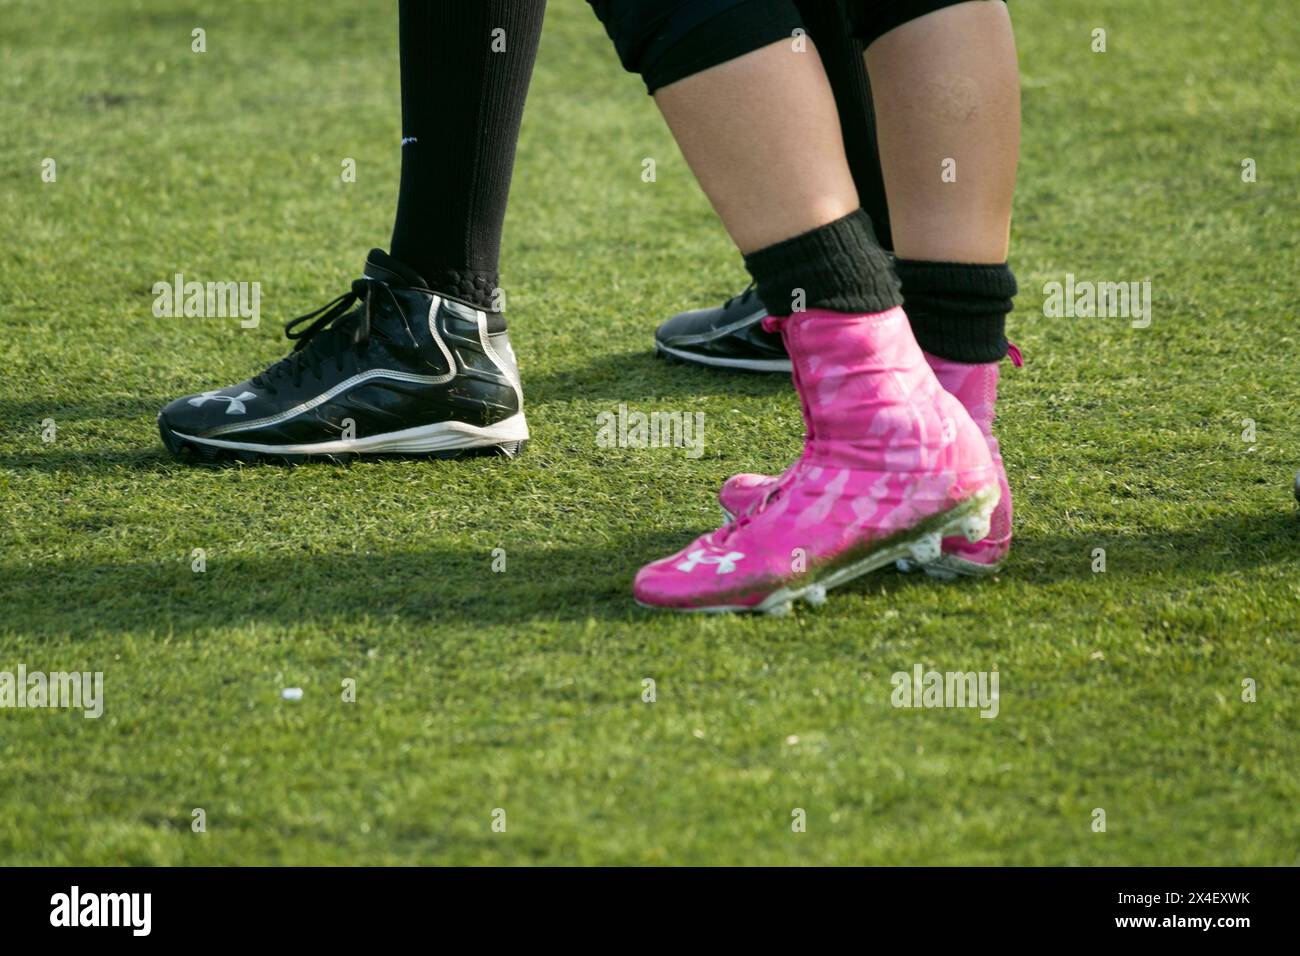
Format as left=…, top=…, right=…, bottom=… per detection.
left=2, top=0, right=1298, bottom=865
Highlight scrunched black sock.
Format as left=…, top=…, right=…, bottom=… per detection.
left=742, top=209, right=901, bottom=318
left=895, top=259, right=1017, bottom=363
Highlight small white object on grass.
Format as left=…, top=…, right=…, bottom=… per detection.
left=281, top=687, right=304, bottom=701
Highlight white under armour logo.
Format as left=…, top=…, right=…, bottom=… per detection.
left=676, top=549, right=744, bottom=575
left=188, top=390, right=257, bottom=415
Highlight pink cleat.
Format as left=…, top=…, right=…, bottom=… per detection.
left=633, top=307, right=1000, bottom=614
left=719, top=344, right=1019, bottom=577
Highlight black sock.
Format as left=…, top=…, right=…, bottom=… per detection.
left=894, top=259, right=1017, bottom=363
left=743, top=209, right=901, bottom=318
left=794, top=0, right=891, bottom=251
left=389, top=0, right=546, bottom=319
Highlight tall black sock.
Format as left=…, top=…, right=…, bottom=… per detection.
left=794, top=0, right=891, bottom=250
left=894, top=259, right=1017, bottom=363
left=743, top=210, right=900, bottom=318
left=389, top=0, right=547, bottom=316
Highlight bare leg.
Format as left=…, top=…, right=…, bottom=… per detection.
left=866, top=0, right=1020, bottom=263
left=652, top=39, right=860, bottom=255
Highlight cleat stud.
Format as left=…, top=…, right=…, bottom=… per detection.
left=909, top=532, right=942, bottom=564
left=895, top=558, right=917, bottom=574
left=805, top=584, right=827, bottom=606
left=962, top=511, right=991, bottom=543
left=766, top=601, right=792, bottom=617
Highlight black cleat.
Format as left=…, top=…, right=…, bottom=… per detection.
left=158, top=249, right=527, bottom=463
left=654, top=284, right=790, bottom=373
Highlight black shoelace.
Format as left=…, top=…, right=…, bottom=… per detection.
left=251, top=278, right=408, bottom=392
left=724, top=282, right=757, bottom=310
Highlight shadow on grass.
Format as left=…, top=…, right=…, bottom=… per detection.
left=524, top=349, right=792, bottom=407
left=0, top=398, right=181, bottom=473
left=0, top=354, right=792, bottom=474
left=0, top=397, right=174, bottom=424
left=0, top=534, right=686, bottom=638
left=1, top=513, right=1295, bottom=639
left=0, top=447, right=180, bottom=474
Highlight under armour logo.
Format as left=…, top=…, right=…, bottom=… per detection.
left=676, top=549, right=744, bottom=575
left=188, top=390, right=256, bottom=415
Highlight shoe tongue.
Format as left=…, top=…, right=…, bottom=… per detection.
left=364, top=248, right=426, bottom=288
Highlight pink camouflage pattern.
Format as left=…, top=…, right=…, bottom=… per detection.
left=633, top=307, right=1000, bottom=612
left=718, top=344, right=1018, bottom=576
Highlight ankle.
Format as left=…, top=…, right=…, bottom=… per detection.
left=895, top=259, right=1016, bottom=363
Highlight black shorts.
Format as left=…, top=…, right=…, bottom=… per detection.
left=589, top=0, right=1006, bottom=93
left=588, top=0, right=802, bottom=93
left=842, top=0, right=1005, bottom=46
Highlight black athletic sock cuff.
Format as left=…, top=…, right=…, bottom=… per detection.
left=895, top=259, right=1016, bottom=363
left=743, top=209, right=902, bottom=318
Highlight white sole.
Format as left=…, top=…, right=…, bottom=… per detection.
left=895, top=552, right=1005, bottom=578
left=721, top=503, right=1004, bottom=579
left=647, top=483, right=1002, bottom=615
left=174, top=411, right=529, bottom=456
left=656, top=343, right=792, bottom=373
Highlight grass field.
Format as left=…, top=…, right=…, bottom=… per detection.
left=1, top=0, right=1298, bottom=865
